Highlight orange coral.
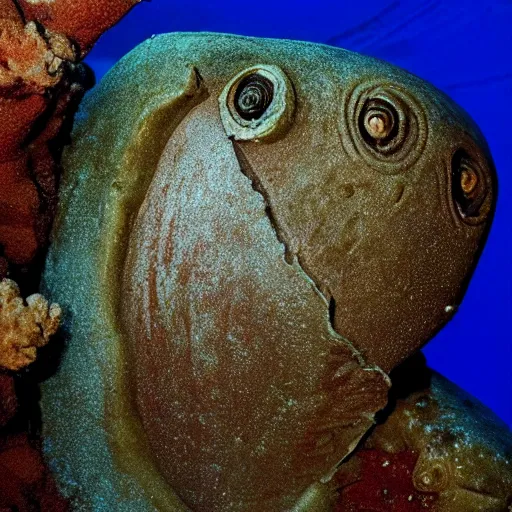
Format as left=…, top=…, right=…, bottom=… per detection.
left=0, top=278, right=61, bottom=371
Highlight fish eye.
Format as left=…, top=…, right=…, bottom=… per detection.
left=340, top=83, right=427, bottom=174
left=234, top=73, right=274, bottom=121
left=451, top=149, right=490, bottom=222
left=360, top=98, right=399, bottom=144
left=219, top=64, right=295, bottom=142
left=358, top=96, right=407, bottom=155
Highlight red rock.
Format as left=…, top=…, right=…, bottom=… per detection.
left=0, top=433, right=69, bottom=511
left=18, top=0, right=142, bottom=56
left=0, top=1, right=141, bottom=509
left=0, top=0, right=139, bottom=277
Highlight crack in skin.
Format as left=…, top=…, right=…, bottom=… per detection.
left=232, top=141, right=340, bottom=333
left=229, top=142, right=392, bottom=497
left=231, top=141, right=294, bottom=265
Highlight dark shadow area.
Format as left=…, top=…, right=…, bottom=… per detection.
left=374, top=351, right=432, bottom=426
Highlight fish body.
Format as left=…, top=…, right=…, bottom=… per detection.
left=40, top=33, right=496, bottom=510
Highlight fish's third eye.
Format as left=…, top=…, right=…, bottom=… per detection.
left=451, top=149, right=490, bottom=222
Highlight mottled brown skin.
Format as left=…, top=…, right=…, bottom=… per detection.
left=38, top=33, right=504, bottom=511
left=122, top=92, right=391, bottom=511
left=234, top=84, right=495, bottom=373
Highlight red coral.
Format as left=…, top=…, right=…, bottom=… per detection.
left=335, top=449, right=438, bottom=511
left=0, top=0, right=140, bottom=282
left=0, top=433, right=69, bottom=511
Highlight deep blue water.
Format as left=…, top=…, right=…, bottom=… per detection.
left=86, top=0, right=512, bottom=427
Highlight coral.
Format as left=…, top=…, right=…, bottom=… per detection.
left=0, top=433, right=69, bottom=511
left=0, top=279, right=61, bottom=371
left=0, top=0, right=140, bottom=281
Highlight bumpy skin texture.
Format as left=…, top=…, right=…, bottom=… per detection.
left=41, top=33, right=499, bottom=511
left=379, top=373, right=512, bottom=511
left=336, top=356, right=512, bottom=510
left=0, top=0, right=140, bottom=282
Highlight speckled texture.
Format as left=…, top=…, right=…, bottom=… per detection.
left=348, top=369, right=512, bottom=510
left=40, top=33, right=497, bottom=510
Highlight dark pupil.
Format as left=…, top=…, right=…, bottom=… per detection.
left=234, top=73, right=274, bottom=121
left=452, top=150, right=486, bottom=218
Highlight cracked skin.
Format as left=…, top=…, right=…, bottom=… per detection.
left=39, top=33, right=510, bottom=510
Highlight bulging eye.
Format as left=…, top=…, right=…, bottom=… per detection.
left=234, top=73, right=274, bottom=121
left=358, top=96, right=407, bottom=155
left=451, top=149, right=490, bottom=222
left=219, top=64, right=295, bottom=142
left=340, top=84, right=426, bottom=174
left=361, top=99, right=398, bottom=143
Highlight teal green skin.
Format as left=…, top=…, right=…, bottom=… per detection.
left=40, top=33, right=497, bottom=511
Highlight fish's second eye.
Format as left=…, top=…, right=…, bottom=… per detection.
left=234, top=74, right=274, bottom=121
left=361, top=99, right=398, bottom=143
left=452, top=149, right=489, bottom=221
left=359, top=98, right=403, bottom=151
left=340, top=84, right=427, bottom=174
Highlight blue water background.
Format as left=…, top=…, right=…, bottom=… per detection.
left=85, top=0, right=512, bottom=427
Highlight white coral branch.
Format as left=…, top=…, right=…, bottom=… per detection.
left=0, top=279, right=61, bottom=371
